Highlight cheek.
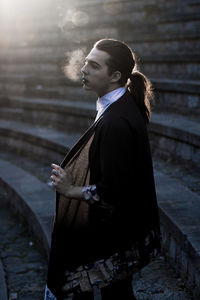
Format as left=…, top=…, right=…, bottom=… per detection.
left=93, top=71, right=109, bottom=83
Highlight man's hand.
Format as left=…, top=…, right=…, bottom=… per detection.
left=50, top=163, right=73, bottom=196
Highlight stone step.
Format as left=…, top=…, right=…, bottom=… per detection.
left=153, top=156, right=200, bottom=197
left=152, top=78, right=200, bottom=117
left=152, top=78, right=200, bottom=94
left=0, top=82, right=96, bottom=101
left=1, top=73, right=199, bottom=90
left=2, top=26, right=200, bottom=50
left=0, top=159, right=55, bottom=258
left=149, top=112, right=200, bottom=168
left=0, top=74, right=80, bottom=88
left=0, top=105, right=199, bottom=169
left=159, top=11, right=200, bottom=23
left=1, top=36, right=199, bottom=59
left=130, top=38, right=200, bottom=57
left=0, top=53, right=200, bottom=81
left=0, top=119, right=81, bottom=163
left=1, top=88, right=200, bottom=124
left=1, top=0, right=199, bottom=41
left=4, top=0, right=196, bottom=30
left=0, top=154, right=199, bottom=298
left=154, top=170, right=200, bottom=299
left=0, top=77, right=199, bottom=116
left=141, top=60, right=200, bottom=81
left=0, top=73, right=199, bottom=97
left=0, top=62, right=61, bottom=76
left=75, top=0, right=200, bottom=19
left=0, top=97, right=95, bottom=133
left=73, top=0, right=162, bottom=11
left=0, top=48, right=199, bottom=66
left=156, top=18, right=200, bottom=37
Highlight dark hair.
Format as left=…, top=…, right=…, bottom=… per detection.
left=94, top=38, right=154, bottom=124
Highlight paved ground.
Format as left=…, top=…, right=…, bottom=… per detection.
left=153, top=157, right=200, bottom=197
left=0, top=197, right=47, bottom=300
left=132, top=256, right=193, bottom=299
left=0, top=149, right=197, bottom=299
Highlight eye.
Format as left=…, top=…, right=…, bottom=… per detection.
left=91, top=62, right=100, bottom=69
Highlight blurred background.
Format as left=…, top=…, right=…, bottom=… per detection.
left=0, top=0, right=199, bottom=299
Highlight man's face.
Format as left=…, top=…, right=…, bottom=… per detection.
left=81, top=47, right=113, bottom=97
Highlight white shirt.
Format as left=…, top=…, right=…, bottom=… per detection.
left=94, top=87, right=126, bottom=122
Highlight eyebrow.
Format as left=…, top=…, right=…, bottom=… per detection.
left=85, top=58, right=101, bottom=67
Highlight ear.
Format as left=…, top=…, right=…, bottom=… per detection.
left=110, top=70, right=122, bottom=83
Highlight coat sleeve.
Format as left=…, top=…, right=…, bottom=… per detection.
left=95, top=117, right=139, bottom=206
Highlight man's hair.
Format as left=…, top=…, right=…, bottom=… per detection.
left=94, top=38, right=154, bottom=124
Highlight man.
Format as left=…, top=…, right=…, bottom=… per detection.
left=44, top=38, right=162, bottom=300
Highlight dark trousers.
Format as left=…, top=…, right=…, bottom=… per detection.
left=72, top=276, right=136, bottom=300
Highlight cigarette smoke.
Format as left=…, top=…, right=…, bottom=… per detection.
left=57, top=1, right=89, bottom=32
left=62, top=48, right=86, bottom=82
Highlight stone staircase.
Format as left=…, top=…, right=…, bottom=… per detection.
left=0, top=0, right=200, bottom=299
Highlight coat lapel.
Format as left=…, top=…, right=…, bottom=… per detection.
left=60, top=115, right=103, bottom=168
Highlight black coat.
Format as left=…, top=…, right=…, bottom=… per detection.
left=47, top=89, right=161, bottom=298
left=88, top=89, right=161, bottom=255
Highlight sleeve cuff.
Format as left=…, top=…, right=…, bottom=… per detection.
left=81, top=184, right=100, bottom=202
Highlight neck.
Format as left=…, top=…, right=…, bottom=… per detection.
left=97, top=85, right=123, bottom=98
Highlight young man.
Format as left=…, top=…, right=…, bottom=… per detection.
left=44, top=38, right=162, bottom=300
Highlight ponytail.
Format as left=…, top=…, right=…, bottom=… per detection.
left=94, top=38, right=154, bottom=124
left=127, top=71, right=153, bottom=124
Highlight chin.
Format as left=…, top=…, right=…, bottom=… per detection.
left=83, top=84, right=92, bottom=91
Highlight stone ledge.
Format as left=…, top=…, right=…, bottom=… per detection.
left=152, top=78, right=200, bottom=94
left=0, top=109, right=199, bottom=166
left=159, top=11, right=200, bottom=23
left=0, top=159, right=55, bottom=258
left=0, top=96, right=95, bottom=132
left=0, top=119, right=81, bottom=163
left=0, top=77, right=199, bottom=98
left=0, top=119, right=79, bottom=149
left=4, top=95, right=95, bottom=115
left=143, top=54, right=200, bottom=63
left=150, top=112, right=200, bottom=148
left=1, top=50, right=199, bottom=65
left=1, top=100, right=199, bottom=146
left=149, top=112, right=200, bottom=167
left=2, top=27, right=200, bottom=50
left=155, top=171, right=200, bottom=299
left=0, top=53, right=200, bottom=66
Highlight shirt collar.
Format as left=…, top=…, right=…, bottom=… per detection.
left=96, top=87, right=126, bottom=112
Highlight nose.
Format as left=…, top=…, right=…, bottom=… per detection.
left=81, top=63, right=88, bottom=75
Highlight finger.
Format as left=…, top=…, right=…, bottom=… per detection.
left=50, top=181, right=55, bottom=187
left=51, top=164, right=65, bottom=174
left=51, top=169, right=59, bottom=176
left=50, top=175, right=58, bottom=183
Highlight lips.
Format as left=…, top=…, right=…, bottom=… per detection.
left=82, top=78, right=89, bottom=84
